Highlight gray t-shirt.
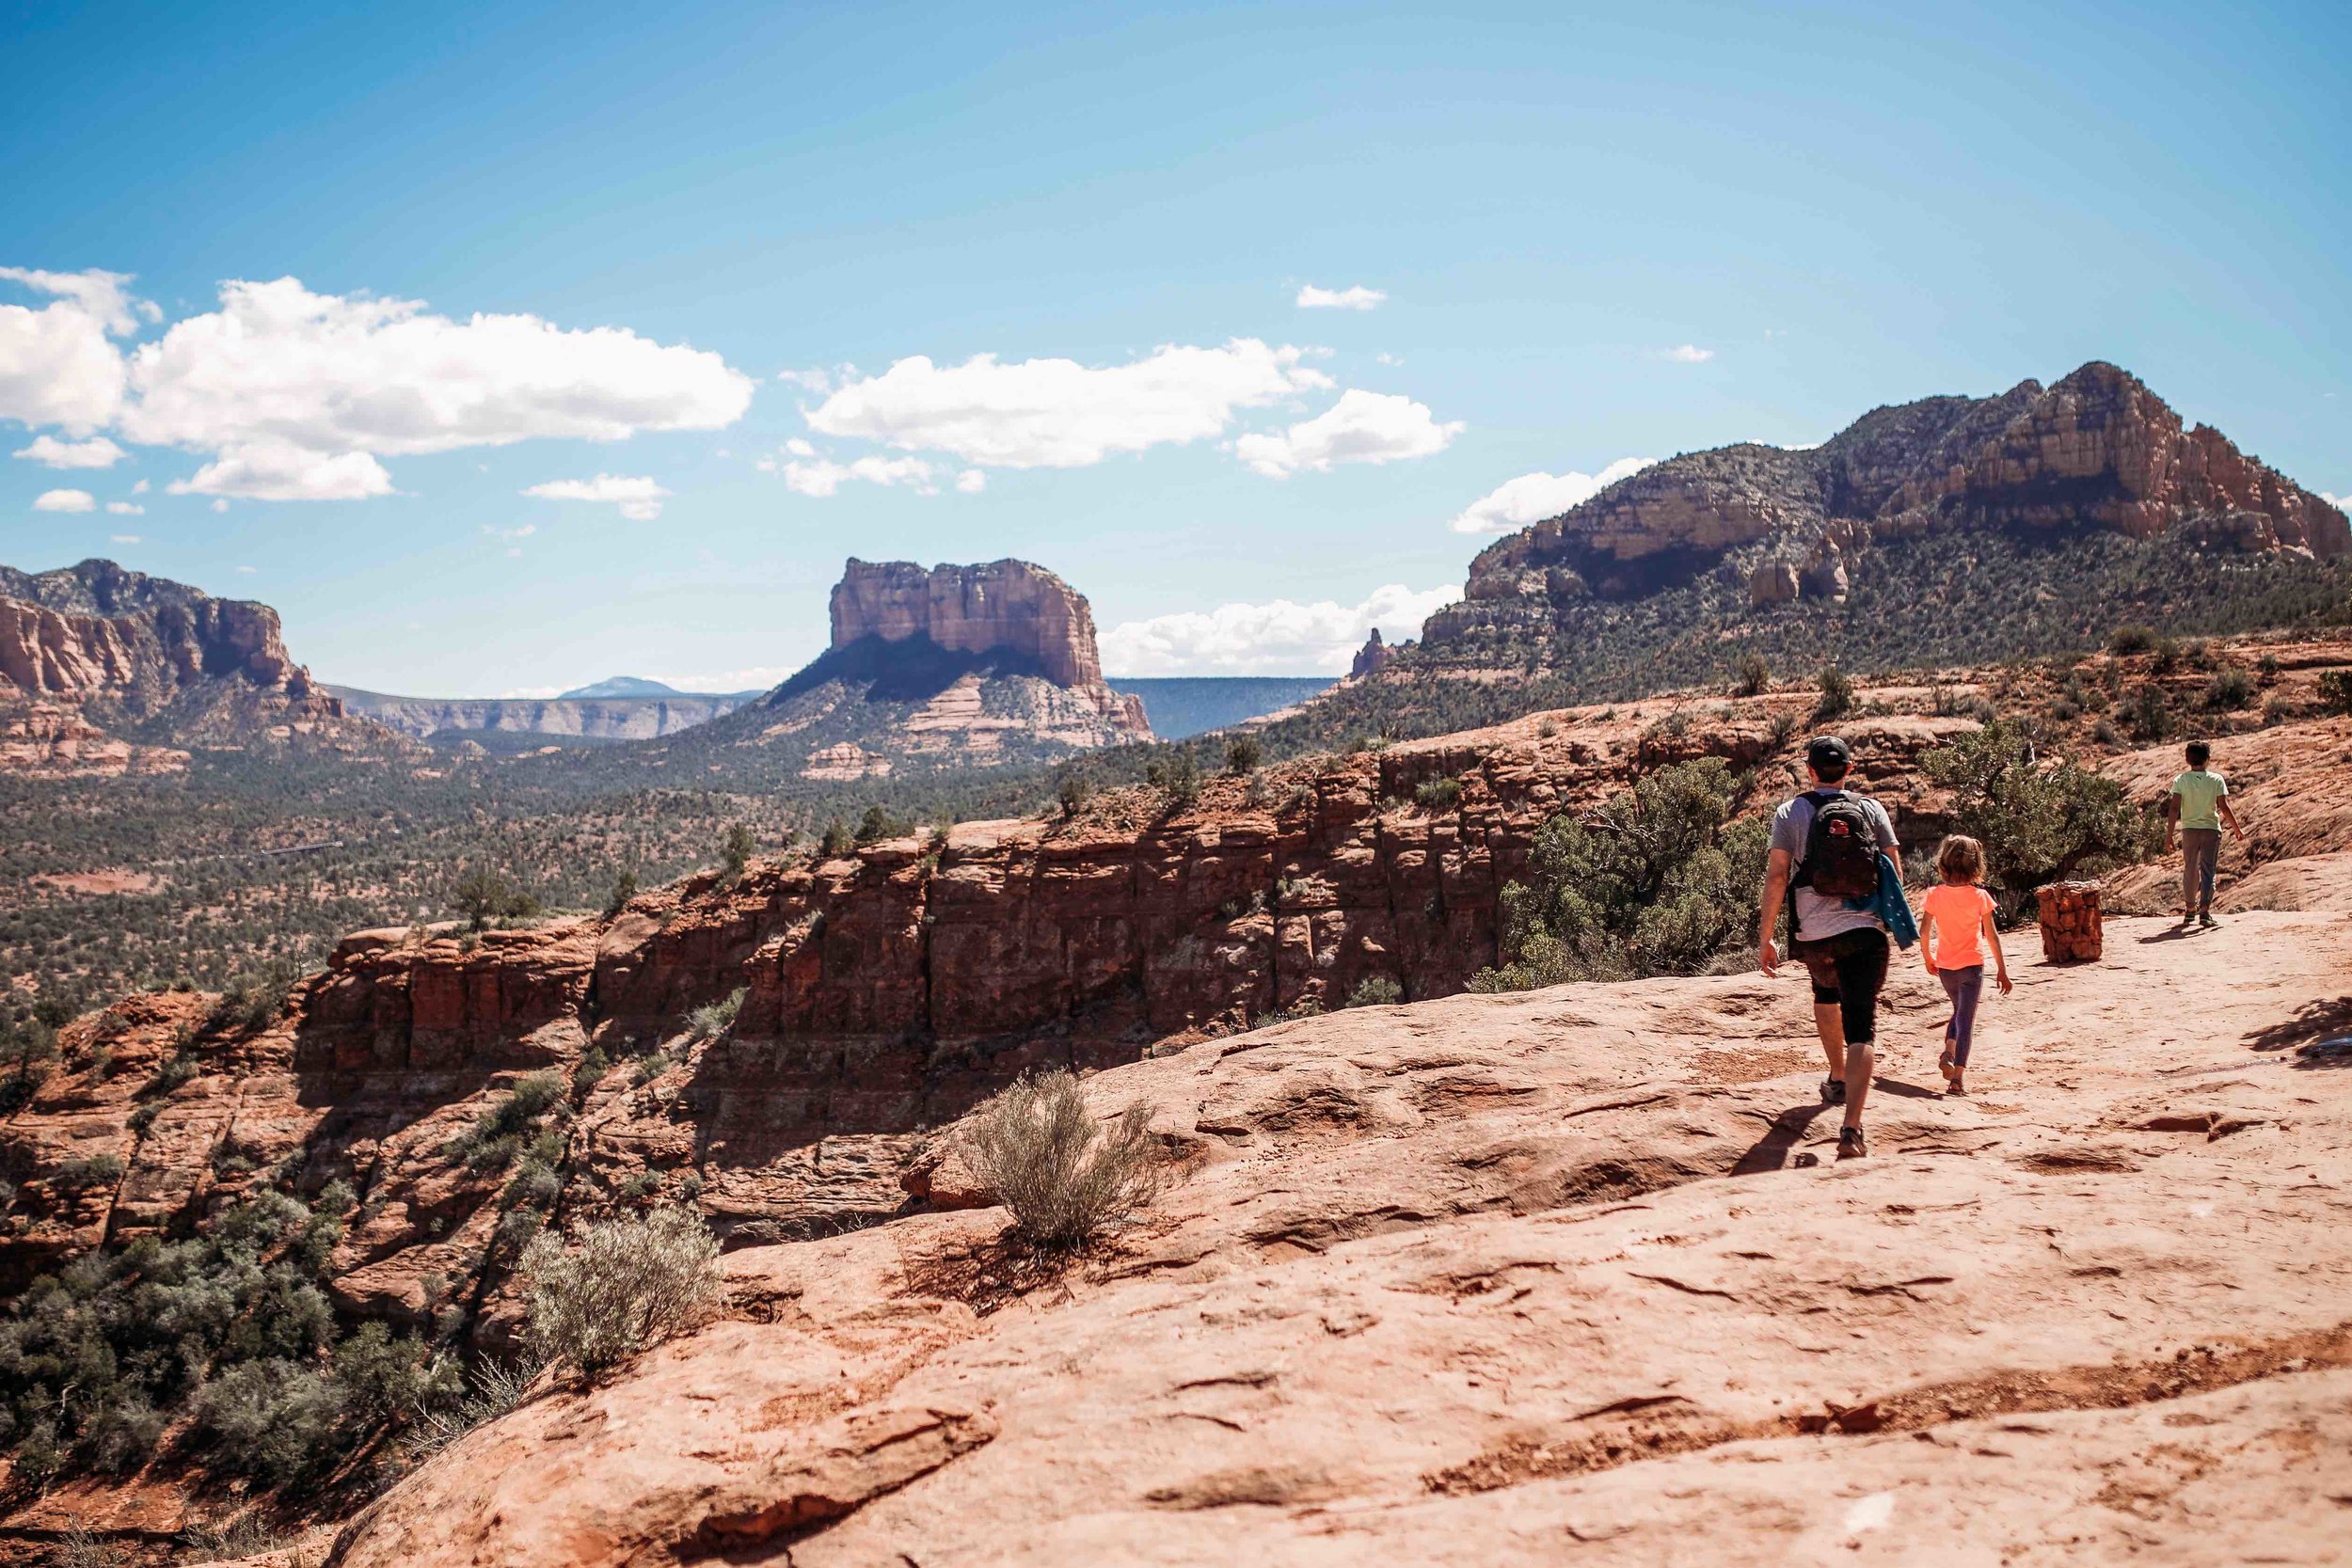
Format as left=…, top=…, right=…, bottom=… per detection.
left=1770, top=789, right=1899, bottom=941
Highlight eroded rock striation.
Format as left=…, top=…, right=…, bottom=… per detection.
left=831, top=557, right=1113, bottom=691
left=1446, top=361, right=2349, bottom=626
left=0, top=559, right=365, bottom=770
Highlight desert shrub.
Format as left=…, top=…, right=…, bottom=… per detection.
left=630, top=1049, right=675, bottom=1087
left=1056, top=772, right=1093, bottom=817
left=1918, top=721, right=2153, bottom=902
left=502, top=1159, right=562, bottom=1211
left=718, top=823, right=755, bottom=879
left=686, top=987, right=744, bottom=1042
left=450, top=864, right=538, bottom=931
left=78, top=1393, right=164, bottom=1474
left=964, top=1069, right=1160, bottom=1250
left=332, top=1322, right=457, bottom=1429
left=1470, top=757, right=1769, bottom=992
left=520, top=1207, right=722, bottom=1378
left=2122, top=682, right=2173, bottom=741
left=191, top=1359, right=343, bottom=1486
left=206, top=959, right=298, bottom=1036
left=54, top=1154, right=125, bottom=1189
left=2318, top=670, right=2352, bottom=715
left=1813, top=663, right=1853, bottom=721
left=2107, top=624, right=2158, bottom=656
left=1346, top=975, right=1403, bottom=1007
left=571, top=1045, right=610, bottom=1097
left=854, top=805, right=911, bottom=844
left=446, top=1072, right=565, bottom=1170
left=1414, top=776, right=1463, bottom=810
left=601, top=871, right=639, bottom=919
left=1224, top=736, right=1263, bottom=774
left=400, top=1355, right=538, bottom=1462
left=1146, top=752, right=1201, bottom=808
left=1733, top=652, right=1771, bottom=697
left=2202, top=668, right=2256, bottom=710
left=818, top=818, right=854, bottom=857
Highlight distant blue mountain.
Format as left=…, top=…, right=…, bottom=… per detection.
left=1106, top=675, right=1335, bottom=739
left=558, top=675, right=692, bottom=699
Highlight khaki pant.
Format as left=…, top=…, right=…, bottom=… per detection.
left=2181, top=827, right=2221, bottom=915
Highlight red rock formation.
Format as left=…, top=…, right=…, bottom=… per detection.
left=1351, top=628, right=1414, bottom=677
left=1458, top=362, right=2349, bottom=612
left=831, top=558, right=1107, bottom=689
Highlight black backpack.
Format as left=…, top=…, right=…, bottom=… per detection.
left=1795, top=789, right=1880, bottom=898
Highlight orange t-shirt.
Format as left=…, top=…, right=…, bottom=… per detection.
left=1919, top=883, right=1995, bottom=969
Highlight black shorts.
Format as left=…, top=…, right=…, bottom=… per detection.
left=1789, top=927, right=1889, bottom=1045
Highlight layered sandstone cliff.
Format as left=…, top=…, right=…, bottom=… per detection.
left=8, top=659, right=2352, bottom=1560
left=0, top=560, right=357, bottom=766
left=831, top=557, right=1113, bottom=689
left=1451, top=362, right=2349, bottom=618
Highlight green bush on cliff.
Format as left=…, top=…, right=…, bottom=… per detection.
left=1470, top=758, right=1770, bottom=992
left=520, top=1206, right=722, bottom=1378
left=964, top=1069, right=1161, bottom=1251
left=1917, top=721, right=2153, bottom=908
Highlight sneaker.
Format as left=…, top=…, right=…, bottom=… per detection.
left=1837, top=1125, right=1868, bottom=1159
left=1821, top=1076, right=1846, bottom=1105
left=2198, top=911, right=2219, bottom=928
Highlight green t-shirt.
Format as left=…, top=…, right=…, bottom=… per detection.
left=2169, top=768, right=2228, bottom=832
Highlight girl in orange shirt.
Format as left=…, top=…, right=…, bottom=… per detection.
left=1917, top=834, right=2010, bottom=1096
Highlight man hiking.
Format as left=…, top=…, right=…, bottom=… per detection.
left=2164, top=739, right=2245, bottom=927
left=1757, top=735, right=1901, bottom=1159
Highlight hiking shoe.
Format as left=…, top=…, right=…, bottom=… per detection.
left=1837, top=1126, right=1868, bottom=1159
left=2198, top=911, right=2219, bottom=928
left=1821, top=1076, right=1846, bottom=1105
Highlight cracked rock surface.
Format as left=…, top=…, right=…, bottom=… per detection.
left=321, top=879, right=2352, bottom=1565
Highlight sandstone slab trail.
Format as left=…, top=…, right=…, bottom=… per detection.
left=319, top=891, right=2352, bottom=1564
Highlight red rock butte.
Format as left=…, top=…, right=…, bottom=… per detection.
left=830, top=557, right=1111, bottom=690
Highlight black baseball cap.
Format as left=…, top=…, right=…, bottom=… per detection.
left=1805, top=735, right=1852, bottom=773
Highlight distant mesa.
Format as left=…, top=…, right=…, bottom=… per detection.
left=1447, top=360, right=2348, bottom=622
left=560, top=675, right=695, bottom=699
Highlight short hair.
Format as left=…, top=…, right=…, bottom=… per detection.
left=2185, top=740, right=2212, bottom=767
left=1936, top=834, right=1985, bottom=882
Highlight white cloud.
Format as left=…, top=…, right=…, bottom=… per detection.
left=2324, top=491, right=2346, bottom=510
left=1235, top=388, right=1463, bottom=478
left=485, top=522, right=536, bottom=542
left=109, top=532, right=140, bottom=544
left=523, top=473, right=670, bottom=520
left=804, top=340, right=1330, bottom=469
left=784, top=436, right=818, bottom=457
left=235, top=564, right=256, bottom=574
left=209, top=499, right=228, bottom=513
left=131, top=478, right=148, bottom=494
left=1665, top=344, right=1715, bottom=363
left=168, top=439, right=396, bottom=500
left=1449, top=458, right=1655, bottom=534
left=1375, top=352, right=1403, bottom=366
left=14, top=434, right=125, bottom=468
left=32, top=487, right=96, bottom=513
left=119, top=278, right=753, bottom=461
left=775, top=454, right=938, bottom=498
left=775, top=367, right=835, bottom=394
left=0, top=268, right=135, bottom=433
left=1102, top=581, right=1460, bottom=676
left=1296, top=284, right=1387, bottom=311
left=954, top=468, right=986, bottom=493
left=105, top=500, right=143, bottom=515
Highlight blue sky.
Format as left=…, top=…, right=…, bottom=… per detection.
left=3, top=0, right=2345, bottom=691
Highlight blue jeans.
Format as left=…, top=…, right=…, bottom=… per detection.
left=1940, top=965, right=1984, bottom=1068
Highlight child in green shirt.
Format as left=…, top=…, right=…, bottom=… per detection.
left=2166, top=740, right=2245, bottom=927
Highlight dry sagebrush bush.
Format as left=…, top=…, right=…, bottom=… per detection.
left=967, top=1069, right=1161, bottom=1249
left=520, top=1206, right=722, bottom=1377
